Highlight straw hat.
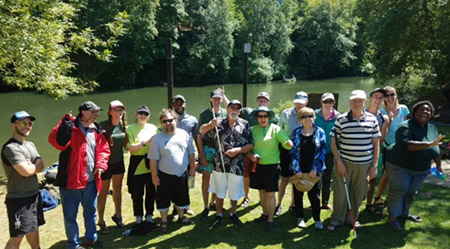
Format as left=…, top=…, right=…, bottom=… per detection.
left=289, top=173, right=320, bottom=192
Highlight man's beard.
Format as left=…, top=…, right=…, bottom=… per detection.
left=15, top=127, right=29, bottom=137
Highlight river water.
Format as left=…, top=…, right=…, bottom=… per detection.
left=0, top=77, right=375, bottom=175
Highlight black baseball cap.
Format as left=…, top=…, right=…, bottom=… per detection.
left=79, top=101, right=102, bottom=112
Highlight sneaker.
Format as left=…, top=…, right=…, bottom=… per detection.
left=274, top=205, right=282, bottom=216
left=264, top=222, right=275, bottom=232
left=209, top=203, right=216, bottom=211
left=297, top=217, right=306, bottom=228
left=111, top=214, right=125, bottom=228
left=230, top=213, right=242, bottom=226
left=185, top=208, right=195, bottom=216
left=84, top=240, right=103, bottom=248
left=255, top=214, right=268, bottom=223
left=315, top=221, right=324, bottom=230
left=321, top=204, right=332, bottom=210
left=75, top=245, right=86, bottom=249
left=201, top=208, right=209, bottom=220
left=135, top=216, right=143, bottom=225
left=240, top=198, right=251, bottom=208
left=97, top=223, right=110, bottom=234
left=146, top=215, right=154, bottom=223
left=211, top=215, right=223, bottom=229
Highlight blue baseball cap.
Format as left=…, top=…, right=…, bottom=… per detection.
left=11, top=111, right=35, bottom=123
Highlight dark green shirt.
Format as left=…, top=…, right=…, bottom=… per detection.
left=100, top=121, right=126, bottom=164
left=386, top=118, right=440, bottom=171
left=240, top=107, right=279, bottom=127
left=198, top=107, right=227, bottom=147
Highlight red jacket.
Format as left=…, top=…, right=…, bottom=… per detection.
left=48, top=114, right=110, bottom=192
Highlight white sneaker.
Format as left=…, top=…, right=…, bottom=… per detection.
left=297, top=218, right=306, bottom=228
left=146, top=215, right=154, bottom=223
left=315, top=220, right=324, bottom=230
left=135, top=216, right=143, bottom=224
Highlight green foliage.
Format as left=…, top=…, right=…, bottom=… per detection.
left=272, top=99, right=293, bottom=116
left=289, top=0, right=358, bottom=79
left=0, top=0, right=127, bottom=98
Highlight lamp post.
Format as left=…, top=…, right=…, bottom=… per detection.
left=243, top=34, right=251, bottom=107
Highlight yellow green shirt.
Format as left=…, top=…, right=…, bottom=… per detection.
left=126, top=123, right=158, bottom=175
left=251, top=123, right=291, bottom=165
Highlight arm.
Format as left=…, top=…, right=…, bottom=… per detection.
left=407, top=134, right=443, bottom=151
left=331, top=136, right=346, bottom=177
left=189, top=154, right=196, bottom=177
left=380, top=120, right=389, bottom=144
left=434, top=156, right=443, bottom=173
left=289, top=133, right=302, bottom=174
left=150, top=159, right=160, bottom=186
left=221, top=86, right=230, bottom=106
left=199, top=118, right=218, bottom=135
left=225, top=144, right=254, bottom=158
left=196, top=133, right=207, bottom=166
left=94, top=133, right=111, bottom=178
left=368, top=137, right=380, bottom=179
left=312, top=129, right=327, bottom=176
left=13, top=158, right=44, bottom=177
left=48, top=114, right=75, bottom=151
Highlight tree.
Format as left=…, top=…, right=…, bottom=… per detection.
left=0, top=0, right=127, bottom=98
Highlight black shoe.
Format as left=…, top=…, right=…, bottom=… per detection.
left=209, top=203, right=216, bottom=211
left=289, top=206, right=296, bottom=216
left=264, top=222, right=275, bottom=232
left=255, top=214, right=268, bottom=223
left=230, top=213, right=242, bottom=226
left=111, top=214, right=125, bottom=228
left=211, top=215, right=223, bottom=229
left=84, top=240, right=103, bottom=248
left=201, top=208, right=209, bottom=220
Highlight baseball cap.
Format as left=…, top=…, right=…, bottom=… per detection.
left=79, top=101, right=102, bottom=112
left=11, top=111, right=36, bottom=123
left=257, top=92, right=270, bottom=101
left=137, top=105, right=150, bottom=114
left=210, top=88, right=223, bottom=98
left=349, top=90, right=367, bottom=100
left=110, top=100, right=125, bottom=109
left=228, top=99, right=242, bottom=109
left=369, top=88, right=387, bottom=97
left=293, top=91, right=308, bottom=104
left=172, top=94, right=186, bottom=103
left=321, top=93, right=335, bottom=102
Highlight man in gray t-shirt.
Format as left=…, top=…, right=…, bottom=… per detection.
left=2, top=111, right=45, bottom=248
left=149, top=109, right=196, bottom=231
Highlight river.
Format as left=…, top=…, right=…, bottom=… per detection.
left=0, top=77, right=375, bottom=175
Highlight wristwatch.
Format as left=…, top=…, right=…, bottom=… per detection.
left=141, top=141, right=146, bottom=147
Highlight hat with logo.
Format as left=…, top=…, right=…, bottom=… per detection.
left=321, top=93, right=335, bottom=102
left=137, top=105, right=150, bottom=115
left=11, top=111, right=36, bottom=123
left=210, top=88, right=223, bottom=99
left=293, top=91, right=308, bottom=104
left=257, top=92, right=270, bottom=101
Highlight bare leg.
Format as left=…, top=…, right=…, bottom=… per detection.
left=266, top=192, right=276, bottom=222
left=366, top=178, right=376, bottom=205
left=112, top=174, right=124, bottom=218
left=216, top=198, right=224, bottom=215
left=259, top=190, right=267, bottom=215
left=160, top=210, right=168, bottom=223
left=277, top=176, right=289, bottom=206
left=230, top=200, right=238, bottom=214
left=25, top=231, right=40, bottom=249
left=290, top=186, right=295, bottom=207
left=376, top=169, right=389, bottom=201
left=210, top=193, right=216, bottom=206
left=244, top=176, right=250, bottom=199
left=97, top=179, right=111, bottom=224
left=202, top=171, right=211, bottom=209
left=5, top=236, right=24, bottom=249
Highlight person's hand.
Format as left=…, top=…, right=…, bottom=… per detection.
left=387, top=111, right=394, bottom=125
left=209, top=118, right=218, bottom=129
left=368, top=166, right=377, bottom=180
left=309, top=170, right=317, bottom=178
left=189, top=168, right=196, bottom=177
left=336, top=160, right=347, bottom=177
left=199, top=154, right=207, bottom=166
left=248, top=153, right=257, bottom=162
left=221, top=86, right=225, bottom=95
left=152, top=174, right=160, bottom=186
left=64, top=111, right=73, bottom=119
left=225, top=148, right=240, bottom=158
left=431, top=134, right=444, bottom=147
left=94, top=168, right=105, bottom=179
left=295, top=172, right=303, bottom=178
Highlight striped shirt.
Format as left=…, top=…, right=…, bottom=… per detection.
left=331, top=110, right=380, bottom=164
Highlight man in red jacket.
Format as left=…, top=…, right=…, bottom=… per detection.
left=49, top=101, right=110, bottom=249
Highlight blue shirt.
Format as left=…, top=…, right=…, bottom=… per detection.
left=290, top=125, right=326, bottom=174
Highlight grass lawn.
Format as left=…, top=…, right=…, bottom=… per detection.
left=1, top=167, right=449, bottom=249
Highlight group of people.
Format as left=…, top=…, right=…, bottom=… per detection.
left=2, top=86, right=444, bottom=248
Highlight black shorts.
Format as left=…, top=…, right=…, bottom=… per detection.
left=250, top=164, right=279, bottom=192
left=6, top=193, right=45, bottom=237
left=102, top=160, right=126, bottom=180
left=155, top=171, right=190, bottom=210
left=279, top=147, right=292, bottom=177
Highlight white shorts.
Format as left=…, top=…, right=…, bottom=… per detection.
left=209, top=171, right=244, bottom=201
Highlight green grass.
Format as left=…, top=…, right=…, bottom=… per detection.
left=1, top=170, right=449, bottom=248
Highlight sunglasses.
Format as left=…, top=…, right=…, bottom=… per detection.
left=230, top=106, right=241, bottom=110
left=387, top=93, right=396, bottom=97
left=257, top=114, right=270, bottom=119
left=322, top=100, right=334, bottom=104
left=300, top=114, right=314, bottom=119
left=161, top=118, right=174, bottom=124
left=138, top=111, right=149, bottom=116
left=16, top=121, right=34, bottom=127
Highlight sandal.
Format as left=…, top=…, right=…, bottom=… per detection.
left=98, top=223, right=110, bottom=234
left=160, top=222, right=168, bottom=233
left=375, top=197, right=385, bottom=208
left=327, top=224, right=337, bottom=231
left=389, top=220, right=402, bottom=230
left=366, top=205, right=381, bottom=215
left=179, top=216, right=195, bottom=225
left=407, top=215, right=422, bottom=223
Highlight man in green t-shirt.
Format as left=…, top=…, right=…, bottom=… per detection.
left=2, top=111, right=45, bottom=249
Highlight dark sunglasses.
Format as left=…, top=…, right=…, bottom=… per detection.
left=387, top=93, right=396, bottom=97
left=161, top=118, right=174, bottom=124
left=138, top=111, right=149, bottom=116
left=300, top=114, right=314, bottom=119
left=16, top=121, right=34, bottom=127
left=257, top=114, right=270, bottom=119
left=322, top=100, right=334, bottom=104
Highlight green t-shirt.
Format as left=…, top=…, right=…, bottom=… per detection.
left=2, top=139, right=40, bottom=198
left=100, top=120, right=126, bottom=164
left=126, top=123, right=158, bottom=175
left=240, top=107, right=279, bottom=127
left=198, top=107, right=227, bottom=147
left=251, top=123, right=291, bottom=165
left=386, top=119, right=440, bottom=171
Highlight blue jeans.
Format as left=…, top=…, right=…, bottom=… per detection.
left=60, top=181, right=98, bottom=249
left=386, top=162, right=428, bottom=217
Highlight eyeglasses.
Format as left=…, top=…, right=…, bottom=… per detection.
left=387, top=93, right=396, bottom=98
left=16, top=121, right=34, bottom=127
left=322, top=100, right=334, bottom=104
left=300, top=114, right=314, bottom=119
left=230, top=106, right=241, bottom=110
left=161, top=118, right=174, bottom=124
left=138, top=111, right=149, bottom=116
left=257, top=115, right=270, bottom=119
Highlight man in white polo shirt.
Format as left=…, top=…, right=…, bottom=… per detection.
left=327, top=90, right=380, bottom=231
